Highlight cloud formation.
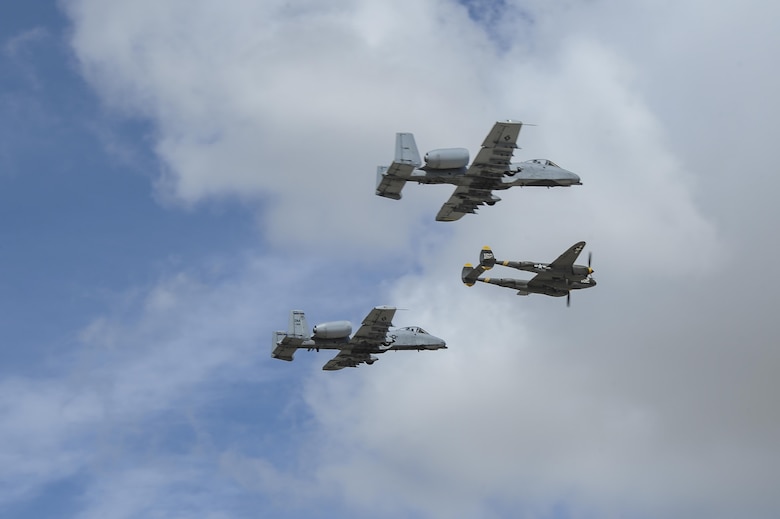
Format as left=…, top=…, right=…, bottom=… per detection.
left=8, top=0, right=775, bottom=517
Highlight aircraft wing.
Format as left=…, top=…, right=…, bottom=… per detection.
left=349, top=306, right=396, bottom=347
left=549, top=241, right=586, bottom=270
left=322, top=349, right=374, bottom=371
left=436, top=185, right=493, bottom=221
left=321, top=307, right=396, bottom=370
left=435, top=121, right=522, bottom=222
left=469, top=120, right=522, bottom=176
left=528, top=241, right=586, bottom=286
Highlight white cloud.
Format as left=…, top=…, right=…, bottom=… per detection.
left=49, top=0, right=780, bottom=518
left=0, top=253, right=366, bottom=516
left=0, top=377, right=98, bottom=505
left=301, top=264, right=780, bottom=518
left=64, top=0, right=511, bottom=253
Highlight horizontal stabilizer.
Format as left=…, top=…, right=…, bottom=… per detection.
left=271, top=331, right=299, bottom=361
left=376, top=166, right=406, bottom=200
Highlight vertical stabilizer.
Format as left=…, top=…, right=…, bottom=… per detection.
left=462, top=264, right=484, bottom=287
left=395, top=132, right=422, bottom=166
left=479, top=247, right=496, bottom=269
left=272, top=310, right=308, bottom=362
left=288, top=310, right=308, bottom=338
left=376, top=132, right=420, bottom=200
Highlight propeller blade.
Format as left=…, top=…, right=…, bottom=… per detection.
left=566, top=291, right=571, bottom=307
left=586, top=251, right=594, bottom=276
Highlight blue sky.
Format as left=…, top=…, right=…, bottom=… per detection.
left=2, top=1, right=780, bottom=518
left=1, top=2, right=259, bottom=372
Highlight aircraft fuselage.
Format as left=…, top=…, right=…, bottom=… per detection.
left=498, top=261, right=593, bottom=278
left=407, top=160, right=581, bottom=189
left=301, top=327, right=447, bottom=353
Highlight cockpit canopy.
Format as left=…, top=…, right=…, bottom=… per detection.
left=524, top=159, right=560, bottom=167
left=401, top=326, right=428, bottom=334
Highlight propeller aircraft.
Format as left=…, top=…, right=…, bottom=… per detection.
left=462, top=241, right=596, bottom=306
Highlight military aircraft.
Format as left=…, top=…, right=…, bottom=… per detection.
left=271, top=306, right=446, bottom=371
left=462, top=241, right=596, bottom=306
left=376, top=120, right=581, bottom=221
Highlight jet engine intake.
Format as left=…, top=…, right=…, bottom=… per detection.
left=312, top=321, right=352, bottom=339
left=424, top=148, right=469, bottom=169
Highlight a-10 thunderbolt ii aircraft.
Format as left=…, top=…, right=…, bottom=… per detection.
left=271, top=306, right=446, bottom=370
left=376, top=120, right=581, bottom=221
left=462, top=241, right=596, bottom=306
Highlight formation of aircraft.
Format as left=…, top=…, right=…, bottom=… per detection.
left=272, top=306, right=446, bottom=371
left=272, top=121, right=596, bottom=371
left=462, top=241, right=596, bottom=306
left=376, top=120, right=581, bottom=221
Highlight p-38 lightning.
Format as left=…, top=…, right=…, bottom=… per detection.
left=376, top=120, right=581, bottom=221
left=272, top=306, right=446, bottom=371
left=462, top=241, right=596, bottom=306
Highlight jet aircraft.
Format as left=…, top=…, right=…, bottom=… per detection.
left=462, top=241, right=596, bottom=306
left=376, top=120, right=581, bottom=221
left=271, top=306, right=446, bottom=371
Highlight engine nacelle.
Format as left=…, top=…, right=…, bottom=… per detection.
left=312, top=320, right=352, bottom=339
left=424, top=148, right=469, bottom=169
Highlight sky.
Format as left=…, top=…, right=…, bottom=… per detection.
left=1, top=0, right=779, bottom=518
